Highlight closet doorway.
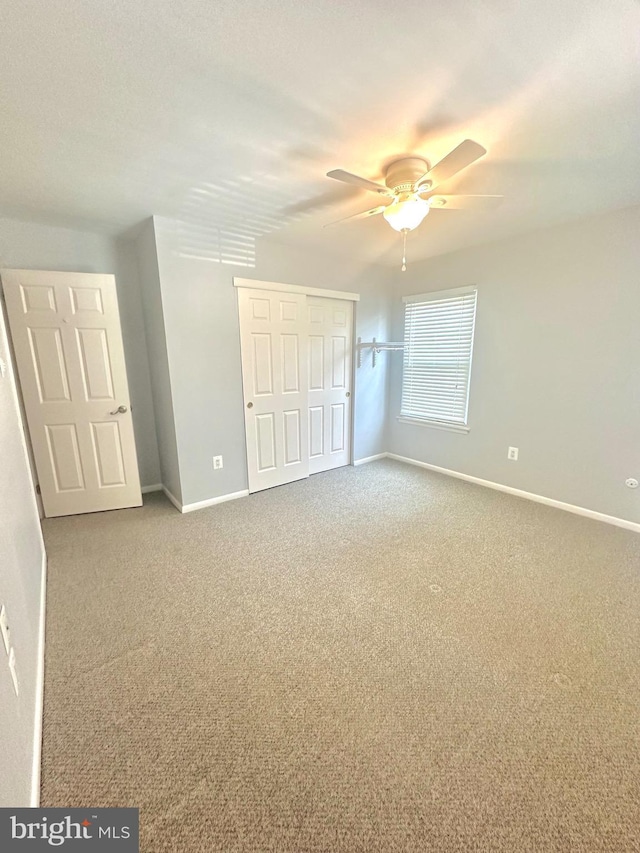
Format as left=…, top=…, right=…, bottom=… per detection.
left=235, top=279, right=357, bottom=494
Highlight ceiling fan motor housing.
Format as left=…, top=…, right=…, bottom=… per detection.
left=384, top=157, right=429, bottom=192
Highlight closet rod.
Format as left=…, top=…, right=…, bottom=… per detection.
left=356, top=337, right=406, bottom=368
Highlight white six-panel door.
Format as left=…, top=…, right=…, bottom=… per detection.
left=238, top=288, right=309, bottom=493
left=1, top=270, right=142, bottom=517
left=238, top=287, right=353, bottom=493
left=307, top=296, right=353, bottom=474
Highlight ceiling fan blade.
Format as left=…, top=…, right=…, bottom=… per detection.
left=323, top=205, right=387, bottom=228
left=326, top=169, right=391, bottom=196
left=415, top=140, right=487, bottom=191
left=428, top=194, right=503, bottom=210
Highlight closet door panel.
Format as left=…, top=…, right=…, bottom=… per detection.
left=238, top=288, right=309, bottom=492
left=307, top=296, right=353, bottom=474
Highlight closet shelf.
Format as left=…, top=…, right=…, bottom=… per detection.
left=356, top=337, right=405, bottom=368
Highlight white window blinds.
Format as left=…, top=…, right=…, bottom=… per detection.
left=401, top=287, right=477, bottom=426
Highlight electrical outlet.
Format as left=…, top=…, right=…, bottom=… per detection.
left=213, top=456, right=223, bottom=470
left=508, top=446, right=519, bottom=461
left=0, top=605, right=9, bottom=655
left=8, top=647, right=19, bottom=696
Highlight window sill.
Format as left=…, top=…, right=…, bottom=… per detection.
left=397, top=416, right=470, bottom=434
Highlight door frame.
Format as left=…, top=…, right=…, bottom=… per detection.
left=233, top=277, right=360, bottom=471
left=233, top=277, right=360, bottom=303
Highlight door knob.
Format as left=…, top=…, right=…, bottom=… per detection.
left=345, top=391, right=351, bottom=398
left=247, top=402, right=254, bottom=409
left=110, top=405, right=128, bottom=415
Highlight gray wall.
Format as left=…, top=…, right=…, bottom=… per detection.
left=387, top=205, right=640, bottom=524
left=0, top=302, right=45, bottom=806
left=135, top=220, right=182, bottom=501
left=152, top=216, right=391, bottom=506
left=0, top=217, right=160, bottom=487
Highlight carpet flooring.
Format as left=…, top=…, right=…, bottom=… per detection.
left=40, top=459, right=640, bottom=851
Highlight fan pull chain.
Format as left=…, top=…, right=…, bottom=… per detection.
left=401, top=229, right=407, bottom=272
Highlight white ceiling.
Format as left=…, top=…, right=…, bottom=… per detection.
left=1, top=0, right=639, bottom=266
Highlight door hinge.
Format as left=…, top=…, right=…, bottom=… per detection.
left=36, top=484, right=41, bottom=495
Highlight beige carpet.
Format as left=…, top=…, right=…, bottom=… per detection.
left=40, top=459, right=640, bottom=851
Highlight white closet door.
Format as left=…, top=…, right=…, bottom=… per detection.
left=307, top=296, right=353, bottom=474
left=238, top=288, right=309, bottom=493
left=1, top=269, right=142, bottom=517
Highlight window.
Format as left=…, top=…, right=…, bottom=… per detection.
left=400, top=286, right=477, bottom=430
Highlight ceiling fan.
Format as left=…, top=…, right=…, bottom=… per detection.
left=325, top=140, right=502, bottom=270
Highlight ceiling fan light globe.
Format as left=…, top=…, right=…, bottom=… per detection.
left=383, top=195, right=430, bottom=232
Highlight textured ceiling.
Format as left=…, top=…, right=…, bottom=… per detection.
left=1, top=0, right=639, bottom=265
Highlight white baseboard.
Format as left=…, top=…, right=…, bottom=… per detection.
left=141, top=483, right=163, bottom=494
left=386, top=453, right=640, bottom=534
left=30, top=549, right=47, bottom=807
left=162, top=485, right=182, bottom=512
left=159, top=453, right=638, bottom=532
left=353, top=453, right=389, bottom=466
left=161, top=485, right=249, bottom=514
left=182, top=490, right=249, bottom=514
